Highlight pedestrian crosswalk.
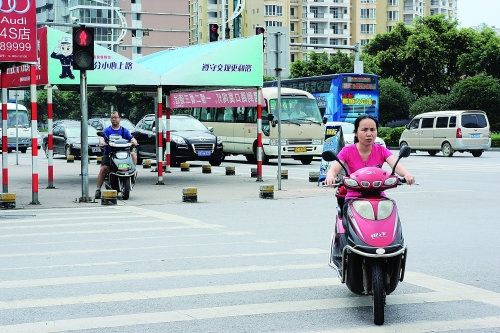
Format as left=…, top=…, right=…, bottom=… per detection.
left=1, top=206, right=499, bottom=332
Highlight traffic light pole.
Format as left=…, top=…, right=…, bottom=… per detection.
left=79, top=70, right=91, bottom=202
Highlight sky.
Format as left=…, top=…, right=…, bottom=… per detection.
left=456, top=0, right=500, bottom=28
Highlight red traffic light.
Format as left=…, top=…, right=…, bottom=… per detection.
left=211, top=24, right=219, bottom=32
left=256, top=27, right=265, bottom=35
left=74, top=29, right=93, bottom=47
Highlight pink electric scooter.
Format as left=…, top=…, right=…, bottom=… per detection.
left=322, top=145, right=412, bottom=325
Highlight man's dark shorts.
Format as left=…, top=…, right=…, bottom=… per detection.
left=101, top=153, right=111, bottom=167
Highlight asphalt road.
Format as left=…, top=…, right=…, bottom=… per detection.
left=0, top=149, right=499, bottom=332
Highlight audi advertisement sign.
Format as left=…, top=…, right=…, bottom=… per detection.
left=0, top=0, right=37, bottom=63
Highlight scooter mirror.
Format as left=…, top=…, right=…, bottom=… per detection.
left=399, top=145, right=411, bottom=158
left=96, top=131, right=105, bottom=137
left=322, top=149, right=337, bottom=162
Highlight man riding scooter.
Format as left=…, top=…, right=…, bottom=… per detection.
left=95, top=111, right=138, bottom=199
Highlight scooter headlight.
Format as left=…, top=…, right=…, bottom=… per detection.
left=377, top=200, right=394, bottom=220
left=115, top=151, right=128, bottom=159
left=352, top=200, right=375, bottom=220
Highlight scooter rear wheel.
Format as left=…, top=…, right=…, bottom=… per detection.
left=372, top=261, right=386, bottom=325
left=121, top=178, right=131, bottom=200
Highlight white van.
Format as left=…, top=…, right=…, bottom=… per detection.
left=399, top=110, right=491, bottom=157
left=0, top=103, right=32, bottom=153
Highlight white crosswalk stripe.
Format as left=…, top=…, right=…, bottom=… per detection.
left=1, top=207, right=499, bottom=332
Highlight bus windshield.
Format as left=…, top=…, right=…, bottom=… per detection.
left=268, top=98, right=322, bottom=123
left=7, top=110, right=29, bottom=127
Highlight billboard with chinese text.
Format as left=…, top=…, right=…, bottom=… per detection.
left=0, top=0, right=37, bottom=63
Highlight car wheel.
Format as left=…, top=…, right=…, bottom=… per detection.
left=471, top=150, right=482, bottom=157
left=245, top=154, right=256, bottom=163
left=65, top=145, right=72, bottom=158
left=300, top=155, right=314, bottom=165
left=428, top=151, right=438, bottom=156
left=20, top=148, right=27, bottom=153
left=44, top=144, right=49, bottom=158
left=8, top=148, right=13, bottom=153
left=441, top=142, right=454, bottom=157
left=209, top=159, right=222, bottom=167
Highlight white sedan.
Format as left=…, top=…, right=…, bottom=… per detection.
left=328, top=121, right=386, bottom=147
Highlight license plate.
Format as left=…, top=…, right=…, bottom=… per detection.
left=294, top=147, right=307, bottom=153
left=470, top=133, right=480, bottom=138
left=118, top=164, right=130, bottom=169
left=91, top=147, right=101, bottom=152
left=198, top=151, right=211, bottom=156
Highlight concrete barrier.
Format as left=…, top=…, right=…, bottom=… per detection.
left=309, top=171, right=320, bottom=182
left=280, top=170, right=288, bottom=180
left=96, top=156, right=102, bottom=164
left=202, top=165, right=211, bottom=174
left=143, top=159, right=152, bottom=169
left=182, top=187, right=197, bottom=203
left=66, top=155, right=74, bottom=163
left=225, top=166, right=235, bottom=176
left=0, top=193, right=16, bottom=209
left=251, top=168, right=257, bottom=178
left=180, top=163, right=190, bottom=172
left=101, top=190, right=117, bottom=205
left=259, top=184, right=274, bottom=199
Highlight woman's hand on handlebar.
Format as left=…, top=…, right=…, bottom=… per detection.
left=325, top=175, right=337, bottom=186
left=403, top=173, right=415, bottom=185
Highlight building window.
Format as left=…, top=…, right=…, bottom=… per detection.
left=265, top=5, right=283, bottom=16
left=360, top=39, right=370, bottom=46
left=291, top=23, right=295, bottom=31
left=330, top=8, right=340, bottom=18
left=387, top=25, right=394, bottom=32
left=122, top=46, right=127, bottom=51
left=388, top=0, right=398, bottom=5
left=265, top=21, right=283, bottom=27
left=360, top=0, right=376, bottom=3
left=291, top=54, right=295, bottom=62
left=387, top=11, right=399, bottom=21
left=330, top=39, right=339, bottom=45
left=360, top=24, right=376, bottom=34
left=361, top=8, right=376, bottom=19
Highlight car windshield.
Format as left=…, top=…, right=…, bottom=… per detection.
left=340, top=123, right=354, bottom=135
left=66, top=126, right=98, bottom=137
left=104, top=119, right=135, bottom=131
left=162, top=117, right=208, bottom=131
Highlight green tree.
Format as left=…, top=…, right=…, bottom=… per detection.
left=289, top=50, right=353, bottom=78
left=458, top=28, right=500, bottom=79
left=365, top=16, right=475, bottom=97
left=447, top=74, right=500, bottom=130
left=409, top=94, right=449, bottom=117
left=378, top=78, right=413, bottom=125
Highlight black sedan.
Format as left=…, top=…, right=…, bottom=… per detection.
left=133, top=114, right=224, bottom=166
left=43, top=123, right=101, bottom=158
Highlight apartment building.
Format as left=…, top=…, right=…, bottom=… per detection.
left=190, top=0, right=458, bottom=63
left=36, top=0, right=189, bottom=59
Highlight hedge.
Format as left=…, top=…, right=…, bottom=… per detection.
left=379, top=129, right=500, bottom=148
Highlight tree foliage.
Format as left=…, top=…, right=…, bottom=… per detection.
left=364, top=16, right=475, bottom=97
left=378, top=78, right=413, bottom=125
left=447, top=74, right=500, bottom=129
left=289, top=50, right=353, bottom=78
left=409, top=94, right=449, bottom=117
left=458, top=28, right=500, bottom=79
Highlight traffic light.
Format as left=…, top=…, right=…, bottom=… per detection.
left=72, top=26, right=95, bottom=71
left=209, top=24, right=219, bottom=42
left=255, top=26, right=265, bottom=50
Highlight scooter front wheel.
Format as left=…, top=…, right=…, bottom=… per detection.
left=121, top=178, right=131, bottom=200
left=372, top=261, right=386, bottom=325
